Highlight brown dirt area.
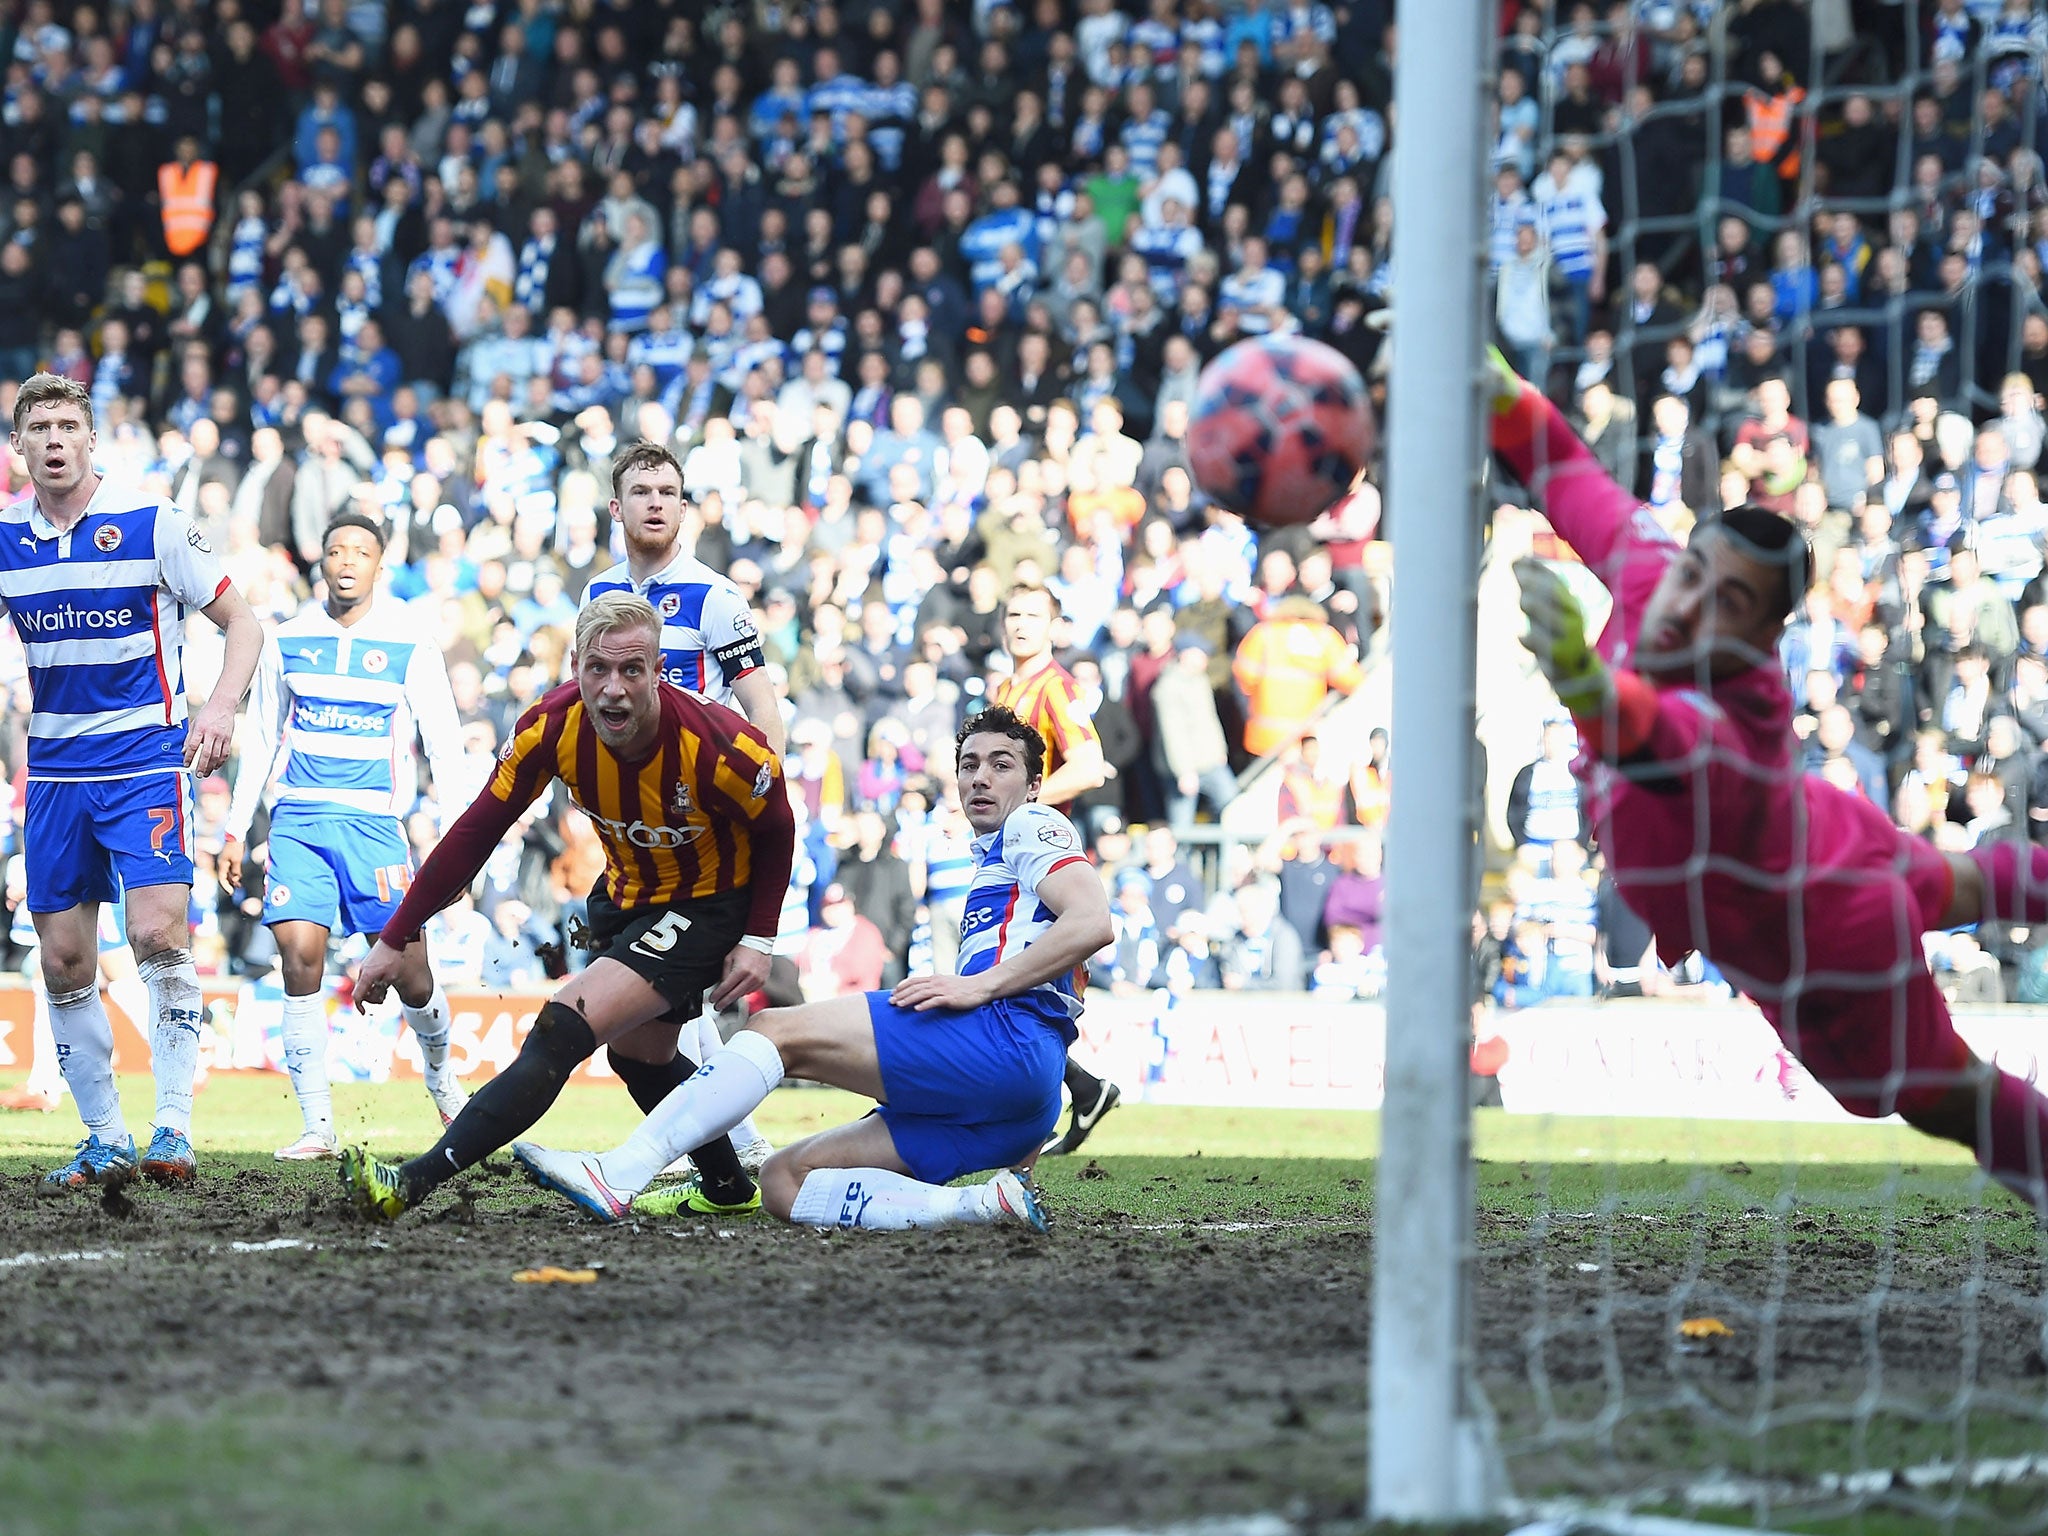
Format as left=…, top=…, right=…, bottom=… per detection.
left=0, top=1159, right=1370, bottom=1535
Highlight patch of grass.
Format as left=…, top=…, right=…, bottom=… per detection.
left=0, top=1409, right=687, bottom=1536
left=0, top=1072, right=1985, bottom=1178
left=0, top=1072, right=1373, bottom=1165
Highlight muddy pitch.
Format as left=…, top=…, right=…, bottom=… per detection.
left=0, top=1159, right=1370, bottom=1534
left=4, top=1161, right=2042, bottom=1529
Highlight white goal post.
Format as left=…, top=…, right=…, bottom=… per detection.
left=1368, top=0, right=1501, bottom=1519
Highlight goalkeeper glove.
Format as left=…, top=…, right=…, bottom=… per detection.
left=1485, top=345, right=1526, bottom=415
left=1514, top=556, right=1610, bottom=717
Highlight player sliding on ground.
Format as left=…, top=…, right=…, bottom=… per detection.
left=337, top=592, right=792, bottom=1219
left=513, top=704, right=1113, bottom=1232
left=1490, top=350, right=2048, bottom=1213
left=223, top=512, right=471, bottom=1159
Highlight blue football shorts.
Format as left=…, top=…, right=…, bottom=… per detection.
left=26, top=773, right=192, bottom=914
left=866, top=991, right=1068, bottom=1185
left=264, top=808, right=414, bottom=938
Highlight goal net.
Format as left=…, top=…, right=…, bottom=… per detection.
left=1376, top=0, right=2048, bottom=1525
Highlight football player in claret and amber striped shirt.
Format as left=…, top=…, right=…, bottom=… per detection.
left=988, top=581, right=1123, bottom=1159
left=987, top=582, right=1107, bottom=813
left=339, top=592, right=794, bottom=1221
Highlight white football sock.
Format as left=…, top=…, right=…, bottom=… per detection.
left=600, top=1029, right=784, bottom=1195
left=691, top=1011, right=765, bottom=1147
left=788, top=1167, right=1004, bottom=1230
left=47, top=983, right=124, bottom=1141
left=107, top=971, right=149, bottom=1044
left=402, top=982, right=454, bottom=1080
left=280, top=991, right=332, bottom=1137
left=138, top=949, right=202, bottom=1136
left=25, top=982, right=66, bottom=1101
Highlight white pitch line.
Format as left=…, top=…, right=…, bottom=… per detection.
left=0, top=1239, right=316, bottom=1272
left=1685, top=1452, right=2048, bottom=1503
left=1514, top=1452, right=2048, bottom=1528
left=0, top=1248, right=123, bottom=1270
left=962, top=1518, right=1294, bottom=1536
left=1510, top=1518, right=1801, bottom=1536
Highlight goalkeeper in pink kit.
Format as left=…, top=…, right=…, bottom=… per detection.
left=1489, top=352, right=2047, bottom=1213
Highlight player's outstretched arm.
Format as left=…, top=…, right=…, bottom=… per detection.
left=405, top=641, right=472, bottom=825
left=1485, top=347, right=1654, bottom=575
left=1515, top=556, right=1704, bottom=770
left=1033, top=671, right=1113, bottom=804
left=358, top=704, right=558, bottom=1005
left=1035, top=734, right=1111, bottom=804
left=708, top=757, right=797, bottom=1010
left=703, top=580, right=787, bottom=756
left=355, top=786, right=530, bottom=1007
left=221, top=633, right=287, bottom=870
left=188, top=584, right=264, bottom=777
left=890, top=862, right=1114, bottom=1012
left=729, top=669, right=788, bottom=757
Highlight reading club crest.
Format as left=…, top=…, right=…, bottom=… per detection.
left=362, top=649, right=388, bottom=674
left=658, top=592, right=683, bottom=618
left=93, top=524, right=121, bottom=552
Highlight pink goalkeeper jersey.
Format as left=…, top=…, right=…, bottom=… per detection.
left=1496, top=391, right=1942, bottom=1012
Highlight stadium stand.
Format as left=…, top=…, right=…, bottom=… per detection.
left=0, top=0, right=2042, bottom=1009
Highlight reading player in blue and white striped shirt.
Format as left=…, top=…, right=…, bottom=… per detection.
left=8, top=373, right=263, bottom=1191
left=582, top=439, right=785, bottom=1170
left=223, top=512, right=473, bottom=1160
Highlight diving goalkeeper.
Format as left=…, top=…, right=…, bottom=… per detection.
left=1490, top=351, right=2047, bottom=1213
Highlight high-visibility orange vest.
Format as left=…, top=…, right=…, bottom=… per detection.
left=1231, top=608, right=1365, bottom=757
left=1745, top=86, right=1805, bottom=179
left=158, top=160, right=218, bottom=257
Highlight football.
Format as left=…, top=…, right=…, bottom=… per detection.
left=1186, top=334, right=1376, bottom=528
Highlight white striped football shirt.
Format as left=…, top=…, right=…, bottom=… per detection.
left=0, top=478, right=231, bottom=781
left=956, top=802, right=1089, bottom=1034
left=224, top=596, right=468, bottom=837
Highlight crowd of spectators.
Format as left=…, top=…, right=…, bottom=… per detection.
left=0, top=0, right=1396, bottom=999
left=6, top=0, right=2046, bottom=1009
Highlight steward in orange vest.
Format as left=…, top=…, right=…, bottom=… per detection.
left=1231, top=596, right=1365, bottom=758
left=158, top=136, right=218, bottom=259
left=1743, top=52, right=1807, bottom=197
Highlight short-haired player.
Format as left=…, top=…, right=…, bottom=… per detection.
left=514, top=704, right=1114, bottom=1232
left=223, top=512, right=472, bottom=1159
left=10, top=374, right=263, bottom=1190
left=583, top=440, right=783, bottom=1171
left=338, top=594, right=794, bottom=1219
left=991, top=581, right=1124, bottom=1157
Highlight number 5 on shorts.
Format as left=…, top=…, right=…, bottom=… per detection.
left=631, top=912, right=692, bottom=958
